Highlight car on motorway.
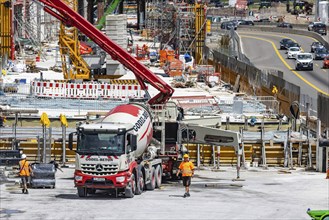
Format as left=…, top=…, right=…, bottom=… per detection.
left=310, top=42, right=324, bottom=53
left=295, top=53, right=313, bottom=71
left=280, top=38, right=294, bottom=50
left=323, top=56, right=329, bottom=69
left=277, top=22, right=293, bottom=28
left=286, top=47, right=302, bottom=59
left=314, top=48, right=329, bottom=60
left=286, top=42, right=301, bottom=50
left=239, top=20, right=254, bottom=26
left=308, top=22, right=322, bottom=31
left=312, top=23, right=327, bottom=35
left=220, top=21, right=237, bottom=30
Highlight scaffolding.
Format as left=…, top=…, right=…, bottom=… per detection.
left=144, top=1, right=205, bottom=63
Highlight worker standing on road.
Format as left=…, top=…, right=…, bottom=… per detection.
left=177, top=154, right=195, bottom=198
left=19, top=154, right=32, bottom=194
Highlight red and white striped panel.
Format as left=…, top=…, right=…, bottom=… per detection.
left=31, top=81, right=145, bottom=100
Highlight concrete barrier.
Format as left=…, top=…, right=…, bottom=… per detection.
left=237, top=25, right=329, bottom=49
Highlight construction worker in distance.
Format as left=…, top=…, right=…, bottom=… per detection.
left=19, top=154, right=32, bottom=194
left=177, top=154, right=195, bottom=198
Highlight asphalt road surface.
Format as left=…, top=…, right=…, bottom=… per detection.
left=1, top=167, right=328, bottom=220
left=238, top=30, right=329, bottom=114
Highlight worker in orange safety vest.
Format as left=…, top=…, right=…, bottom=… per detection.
left=19, top=154, right=32, bottom=194
left=177, top=154, right=195, bottom=198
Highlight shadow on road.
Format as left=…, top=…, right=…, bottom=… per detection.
left=55, top=193, right=124, bottom=200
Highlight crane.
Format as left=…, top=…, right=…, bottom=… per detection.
left=59, top=0, right=90, bottom=80
left=36, top=0, right=174, bottom=105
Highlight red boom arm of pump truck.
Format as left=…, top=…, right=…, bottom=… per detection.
left=35, top=0, right=174, bottom=105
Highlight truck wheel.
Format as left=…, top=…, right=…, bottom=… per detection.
left=155, top=165, right=162, bottom=188
left=77, top=187, right=87, bottom=197
left=125, top=173, right=135, bottom=198
left=135, top=169, right=144, bottom=195
left=145, top=167, right=156, bottom=190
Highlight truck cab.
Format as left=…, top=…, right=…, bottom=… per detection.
left=295, top=53, right=313, bottom=71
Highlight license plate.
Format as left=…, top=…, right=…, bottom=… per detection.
left=93, top=177, right=105, bottom=182
left=303, top=65, right=308, bottom=68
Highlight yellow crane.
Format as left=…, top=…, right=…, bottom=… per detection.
left=59, top=0, right=90, bottom=80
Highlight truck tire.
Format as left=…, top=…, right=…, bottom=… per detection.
left=135, top=168, right=144, bottom=195
left=155, top=165, right=162, bottom=188
left=125, top=173, right=135, bottom=198
left=77, top=187, right=87, bottom=197
left=145, top=167, right=156, bottom=190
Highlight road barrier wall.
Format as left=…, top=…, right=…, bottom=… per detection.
left=206, top=45, right=300, bottom=116
left=318, top=94, right=329, bottom=128
left=238, top=25, right=329, bottom=50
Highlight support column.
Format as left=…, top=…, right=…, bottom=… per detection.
left=316, top=119, right=322, bottom=171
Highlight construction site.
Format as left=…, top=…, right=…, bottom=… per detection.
left=0, top=0, right=329, bottom=219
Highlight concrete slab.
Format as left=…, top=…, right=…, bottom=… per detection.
left=0, top=167, right=327, bottom=219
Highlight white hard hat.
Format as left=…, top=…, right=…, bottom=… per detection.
left=21, top=154, right=26, bottom=159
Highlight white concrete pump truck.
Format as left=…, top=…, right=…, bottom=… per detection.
left=38, top=0, right=243, bottom=198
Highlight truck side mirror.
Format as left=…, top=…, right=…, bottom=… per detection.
left=130, top=135, right=137, bottom=151
left=68, top=132, right=76, bottom=150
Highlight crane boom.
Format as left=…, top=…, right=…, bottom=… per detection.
left=37, top=0, right=174, bottom=105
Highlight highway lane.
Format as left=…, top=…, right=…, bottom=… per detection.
left=238, top=31, right=329, bottom=109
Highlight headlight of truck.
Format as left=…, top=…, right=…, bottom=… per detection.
left=75, top=175, right=83, bottom=181
left=116, top=176, right=125, bottom=183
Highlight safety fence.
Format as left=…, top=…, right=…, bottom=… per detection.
left=30, top=81, right=145, bottom=99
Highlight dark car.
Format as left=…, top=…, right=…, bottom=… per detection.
left=314, top=48, right=329, bottom=60
left=312, top=23, right=327, bottom=36
left=259, top=1, right=271, bottom=9
left=220, top=22, right=236, bottom=30
left=280, top=38, right=294, bottom=50
left=277, top=22, right=293, bottom=28
left=286, top=41, right=301, bottom=50
left=311, top=42, right=324, bottom=53
left=239, top=20, right=254, bottom=26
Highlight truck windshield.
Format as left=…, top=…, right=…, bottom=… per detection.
left=77, top=132, right=125, bottom=155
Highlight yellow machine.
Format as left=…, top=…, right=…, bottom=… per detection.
left=59, top=0, right=90, bottom=80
